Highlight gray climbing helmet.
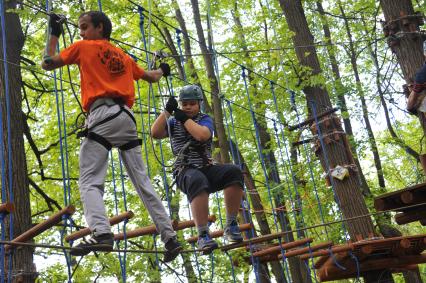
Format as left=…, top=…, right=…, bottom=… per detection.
left=179, top=85, right=203, bottom=101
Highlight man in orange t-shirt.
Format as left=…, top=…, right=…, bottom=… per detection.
left=42, top=11, right=181, bottom=262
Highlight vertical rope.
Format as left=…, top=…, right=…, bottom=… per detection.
left=175, top=29, right=186, bottom=81
left=135, top=78, right=151, bottom=177
left=43, top=0, right=73, bottom=280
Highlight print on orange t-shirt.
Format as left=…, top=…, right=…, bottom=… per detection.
left=59, top=40, right=145, bottom=111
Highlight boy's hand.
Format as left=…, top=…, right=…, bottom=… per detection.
left=49, top=13, right=65, bottom=37
left=159, top=63, right=171, bottom=77
left=174, top=109, right=189, bottom=124
left=165, top=96, right=178, bottom=114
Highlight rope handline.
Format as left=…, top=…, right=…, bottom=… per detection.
left=46, top=0, right=73, bottom=279
left=110, top=151, right=128, bottom=282
left=138, top=8, right=173, bottom=216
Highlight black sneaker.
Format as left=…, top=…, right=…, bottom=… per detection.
left=70, top=233, right=114, bottom=256
left=163, top=237, right=183, bottom=263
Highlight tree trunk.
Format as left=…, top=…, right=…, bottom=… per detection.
left=380, top=0, right=426, bottom=134
left=0, top=1, right=35, bottom=282
left=278, top=1, right=392, bottom=281
left=190, top=0, right=230, bottom=163
left=316, top=0, right=371, bottom=196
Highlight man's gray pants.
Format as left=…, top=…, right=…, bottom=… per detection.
left=79, top=102, right=176, bottom=243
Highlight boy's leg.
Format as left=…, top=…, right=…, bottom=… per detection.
left=79, top=138, right=111, bottom=235
left=223, top=184, right=244, bottom=223
left=189, top=191, right=209, bottom=232
left=202, top=164, right=244, bottom=242
left=119, top=147, right=182, bottom=262
left=119, top=147, right=176, bottom=243
left=177, top=169, right=218, bottom=253
left=71, top=138, right=114, bottom=256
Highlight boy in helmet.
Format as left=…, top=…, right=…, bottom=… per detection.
left=42, top=11, right=181, bottom=262
left=151, top=85, right=244, bottom=254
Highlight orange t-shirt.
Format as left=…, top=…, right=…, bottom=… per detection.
left=59, top=40, right=145, bottom=111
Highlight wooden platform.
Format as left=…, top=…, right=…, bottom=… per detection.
left=374, top=182, right=426, bottom=225
left=312, top=234, right=426, bottom=281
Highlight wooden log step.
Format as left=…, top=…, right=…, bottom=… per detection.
left=299, top=243, right=353, bottom=260
left=400, top=190, right=426, bottom=205
left=252, top=238, right=313, bottom=257
left=186, top=223, right=252, bottom=244
left=115, top=215, right=216, bottom=241
left=318, top=253, right=426, bottom=281
left=395, top=209, right=426, bottom=225
left=288, top=107, right=339, bottom=131
left=221, top=230, right=292, bottom=252
left=174, top=215, right=216, bottom=231
left=6, top=205, right=75, bottom=251
left=314, top=249, right=348, bottom=269
left=279, top=241, right=333, bottom=259
left=65, top=211, right=134, bottom=242
left=374, top=182, right=426, bottom=211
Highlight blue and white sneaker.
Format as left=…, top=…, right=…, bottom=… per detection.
left=197, top=233, right=218, bottom=255
left=224, top=224, right=243, bottom=243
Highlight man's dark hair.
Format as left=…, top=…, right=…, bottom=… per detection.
left=79, top=11, right=112, bottom=40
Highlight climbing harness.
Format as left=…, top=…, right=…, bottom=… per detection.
left=76, top=98, right=142, bottom=151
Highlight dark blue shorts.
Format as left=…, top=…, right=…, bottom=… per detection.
left=176, top=164, right=244, bottom=202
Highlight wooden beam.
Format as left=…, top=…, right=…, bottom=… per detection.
left=400, top=190, right=426, bottom=205
left=114, top=215, right=216, bottom=241
left=279, top=241, right=332, bottom=259
left=395, top=209, right=426, bottom=225
left=65, top=211, right=134, bottom=242
left=318, top=253, right=426, bottom=281
left=6, top=205, right=75, bottom=251
left=174, top=215, right=216, bottom=231
left=221, top=230, right=292, bottom=252
left=374, top=182, right=426, bottom=211
left=288, top=108, right=339, bottom=131
left=299, top=243, right=353, bottom=260
left=252, top=238, right=313, bottom=257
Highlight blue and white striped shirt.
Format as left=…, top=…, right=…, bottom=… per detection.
left=167, top=113, right=214, bottom=173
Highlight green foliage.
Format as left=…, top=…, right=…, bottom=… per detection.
left=12, top=0, right=426, bottom=281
